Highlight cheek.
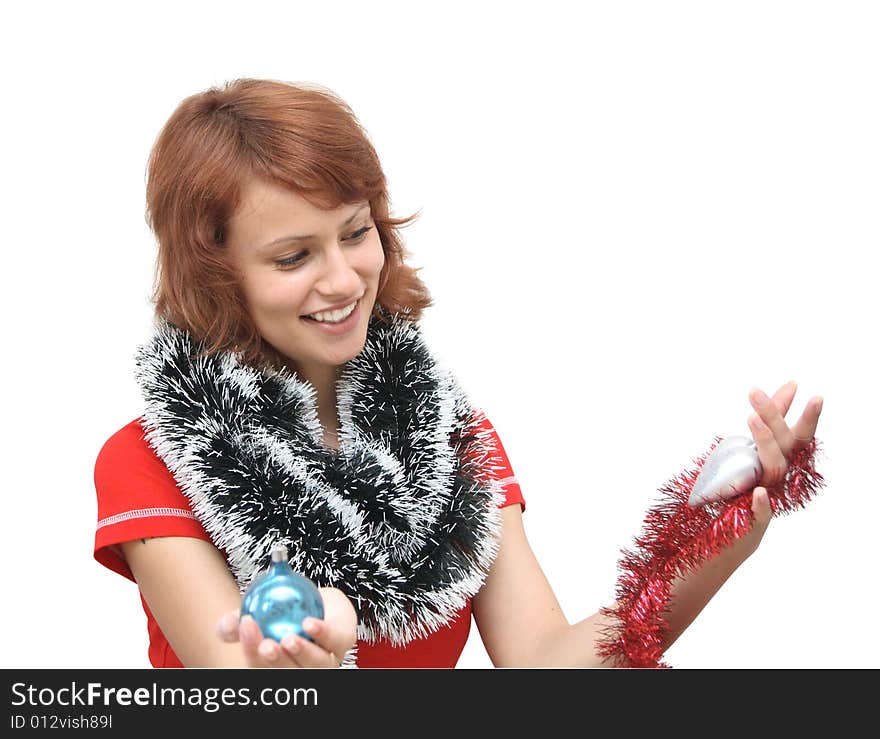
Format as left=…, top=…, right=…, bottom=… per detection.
left=248, top=271, right=310, bottom=312
left=360, top=237, right=385, bottom=280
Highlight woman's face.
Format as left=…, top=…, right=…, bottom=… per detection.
left=225, top=177, right=385, bottom=375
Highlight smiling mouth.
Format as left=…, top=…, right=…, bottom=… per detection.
left=301, top=298, right=359, bottom=324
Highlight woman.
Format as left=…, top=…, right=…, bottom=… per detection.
left=93, top=78, right=823, bottom=668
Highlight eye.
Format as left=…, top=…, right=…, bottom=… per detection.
left=274, top=225, right=373, bottom=270
left=346, top=225, right=373, bottom=243
left=275, top=251, right=308, bottom=269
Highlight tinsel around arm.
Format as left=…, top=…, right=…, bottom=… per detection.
left=594, top=438, right=825, bottom=668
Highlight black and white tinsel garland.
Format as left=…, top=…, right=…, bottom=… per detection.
left=133, top=310, right=506, bottom=666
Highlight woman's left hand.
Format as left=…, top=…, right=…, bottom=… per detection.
left=746, top=380, right=824, bottom=529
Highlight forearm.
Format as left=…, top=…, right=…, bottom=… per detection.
left=532, top=610, right=621, bottom=667
left=661, top=517, right=763, bottom=649
left=538, top=525, right=763, bottom=667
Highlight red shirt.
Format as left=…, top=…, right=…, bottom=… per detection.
left=93, top=414, right=525, bottom=668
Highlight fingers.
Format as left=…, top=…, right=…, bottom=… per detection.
left=769, top=380, right=797, bottom=417
left=222, top=587, right=358, bottom=669
left=239, top=616, right=272, bottom=664
left=237, top=616, right=307, bottom=668
left=217, top=611, right=240, bottom=643
left=791, top=396, right=824, bottom=446
left=751, top=486, right=772, bottom=527
left=749, top=387, right=795, bottom=457
left=280, top=618, right=345, bottom=668
left=748, top=413, right=788, bottom=487
left=280, top=624, right=339, bottom=668
left=282, top=588, right=359, bottom=668
left=237, top=615, right=340, bottom=668
left=256, top=636, right=288, bottom=665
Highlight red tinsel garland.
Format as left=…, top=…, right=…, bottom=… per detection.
left=595, top=438, right=824, bottom=668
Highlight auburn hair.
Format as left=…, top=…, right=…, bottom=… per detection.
left=145, top=78, right=431, bottom=372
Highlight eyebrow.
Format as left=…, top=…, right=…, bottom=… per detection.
left=256, top=205, right=369, bottom=251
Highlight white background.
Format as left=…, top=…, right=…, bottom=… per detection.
left=2, top=1, right=877, bottom=669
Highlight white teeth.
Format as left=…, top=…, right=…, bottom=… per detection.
left=306, top=300, right=357, bottom=323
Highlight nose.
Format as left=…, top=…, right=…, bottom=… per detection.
left=314, top=242, right=361, bottom=298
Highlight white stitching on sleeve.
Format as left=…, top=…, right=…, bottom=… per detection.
left=97, top=507, right=199, bottom=530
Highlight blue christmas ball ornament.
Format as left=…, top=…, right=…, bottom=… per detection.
left=240, top=544, right=324, bottom=643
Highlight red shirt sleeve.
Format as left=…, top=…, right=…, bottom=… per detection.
left=470, top=411, right=526, bottom=512
left=93, top=418, right=211, bottom=582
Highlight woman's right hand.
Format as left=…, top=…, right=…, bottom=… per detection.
left=217, top=587, right=358, bottom=668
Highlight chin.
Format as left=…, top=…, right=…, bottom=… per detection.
left=322, top=336, right=368, bottom=366
left=336, top=341, right=368, bottom=365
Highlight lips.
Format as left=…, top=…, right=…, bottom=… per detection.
left=300, top=297, right=362, bottom=334
left=302, top=301, right=358, bottom=326
left=301, top=294, right=363, bottom=320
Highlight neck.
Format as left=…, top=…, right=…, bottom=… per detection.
left=293, top=361, right=340, bottom=429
